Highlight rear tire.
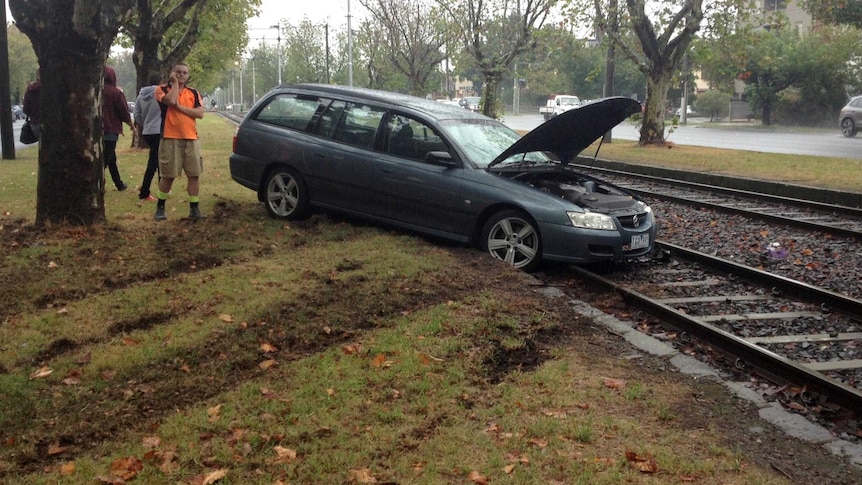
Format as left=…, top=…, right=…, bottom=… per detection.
left=480, top=210, right=542, bottom=272
left=841, top=118, right=857, bottom=138
left=263, top=167, right=310, bottom=220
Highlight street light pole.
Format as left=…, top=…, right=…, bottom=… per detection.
left=271, top=23, right=282, bottom=85
left=347, top=0, right=353, bottom=86
left=235, top=60, right=243, bottom=111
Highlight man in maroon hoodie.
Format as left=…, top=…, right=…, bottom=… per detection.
left=103, top=66, right=135, bottom=191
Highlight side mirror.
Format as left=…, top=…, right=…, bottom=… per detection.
left=425, top=151, right=457, bottom=167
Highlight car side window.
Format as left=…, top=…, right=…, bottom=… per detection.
left=254, top=94, right=323, bottom=131
left=313, top=100, right=346, bottom=138
left=385, top=114, right=448, bottom=162
left=852, top=98, right=862, bottom=108
left=330, top=102, right=385, bottom=149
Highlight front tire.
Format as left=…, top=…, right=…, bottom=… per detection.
left=480, top=210, right=542, bottom=272
left=841, top=118, right=857, bottom=138
left=264, top=167, right=310, bottom=219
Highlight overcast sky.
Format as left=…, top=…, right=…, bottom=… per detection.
left=247, top=0, right=366, bottom=35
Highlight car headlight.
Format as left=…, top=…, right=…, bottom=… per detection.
left=567, top=211, right=616, bottom=230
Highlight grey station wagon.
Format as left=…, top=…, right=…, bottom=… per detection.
left=229, top=84, right=656, bottom=271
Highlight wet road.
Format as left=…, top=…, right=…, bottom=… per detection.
left=504, top=114, right=862, bottom=160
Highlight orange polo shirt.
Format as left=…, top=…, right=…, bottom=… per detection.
left=155, top=84, right=201, bottom=140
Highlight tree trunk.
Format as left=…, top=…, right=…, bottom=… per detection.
left=482, top=72, right=502, bottom=120
left=10, top=0, right=134, bottom=226
left=639, top=74, right=671, bottom=146
left=602, top=0, right=618, bottom=143
left=762, top=103, right=773, bottom=126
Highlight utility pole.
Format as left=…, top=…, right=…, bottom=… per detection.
left=347, top=0, right=353, bottom=86
left=325, top=23, right=330, bottom=84
left=512, top=63, right=519, bottom=115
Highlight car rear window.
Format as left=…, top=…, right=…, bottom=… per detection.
left=254, top=94, right=323, bottom=131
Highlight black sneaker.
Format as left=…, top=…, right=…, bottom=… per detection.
left=118, top=183, right=128, bottom=192
left=154, top=207, right=167, bottom=221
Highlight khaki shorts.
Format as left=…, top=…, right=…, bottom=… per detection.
left=159, top=138, right=202, bottom=178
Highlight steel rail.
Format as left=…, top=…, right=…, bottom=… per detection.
left=570, top=164, right=862, bottom=240
left=571, top=163, right=862, bottom=217
left=568, top=242, right=862, bottom=412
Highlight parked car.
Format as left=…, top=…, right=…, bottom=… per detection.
left=839, top=95, right=862, bottom=137
left=675, top=105, right=693, bottom=116
left=459, top=96, right=481, bottom=112
left=229, top=84, right=655, bottom=271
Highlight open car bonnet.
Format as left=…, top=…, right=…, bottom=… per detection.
left=489, top=97, right=641, bottom=168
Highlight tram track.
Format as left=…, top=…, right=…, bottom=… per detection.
left=542, top=162, right=862, bottom=431
left=562, top=242, right=862, bottom=412
left=570, top=163, right=862, bottom=239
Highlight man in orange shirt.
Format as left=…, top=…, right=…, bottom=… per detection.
left=154, top=62, right=205, bottom=220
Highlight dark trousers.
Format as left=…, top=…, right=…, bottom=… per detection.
left=103, top=139, right=125, bottom=190
left=139, top=134, right=161, bottom=199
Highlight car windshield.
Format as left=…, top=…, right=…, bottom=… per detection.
left=559, top=96, right=580, bottom=106
left=438, top=119, right=555, bottom=168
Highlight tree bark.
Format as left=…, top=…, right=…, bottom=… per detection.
left=640, top=72, right=671, bottom=145
left=482, top=72, right=502, bottom=119
left=10, top=0, right=135, bottom=225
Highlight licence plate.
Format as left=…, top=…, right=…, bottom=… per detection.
left=630, top=234, right=650, bottom=250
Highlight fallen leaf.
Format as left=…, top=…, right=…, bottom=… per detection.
left=259, top=359, right=277, bottom=370
left=218, top=314, right=234, bottom=323
left=48, top=261, right=59, bottom=268
left=207, top=404, right=222, bottom=423
left=47, top=442, right=68, bottom=455
left=109, top=456, right=143, bottom=480
left=342, top=343, right=361, bottom=355
left=122, top=337, right=139, bottom=346
left=625, top=450, right=659, bottom=473
left=602, top=377, right=627, bottom=390
left=467, top=470, right=488, bottom=484
left=273, top=446, right=297, bottom=462
left=786, top=401, right=806, bottom=411
left=30, top=366, right=54, bottom=379
left=142, top=436, right=161, bottom=449
left=201, top=468, right=228, bottom=485
left=502, top=464, right=516, bottom=474
left=371, top=353, right=387, bottom=368
left=60, top=461, right=76, bottom=476
left=348, top=467, right=377, bottom=483
left=76, top=352, right=91, bottom=365
left=527, top=437, right=548, bottom=448
left=260, top=342, right=278, bottom=353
